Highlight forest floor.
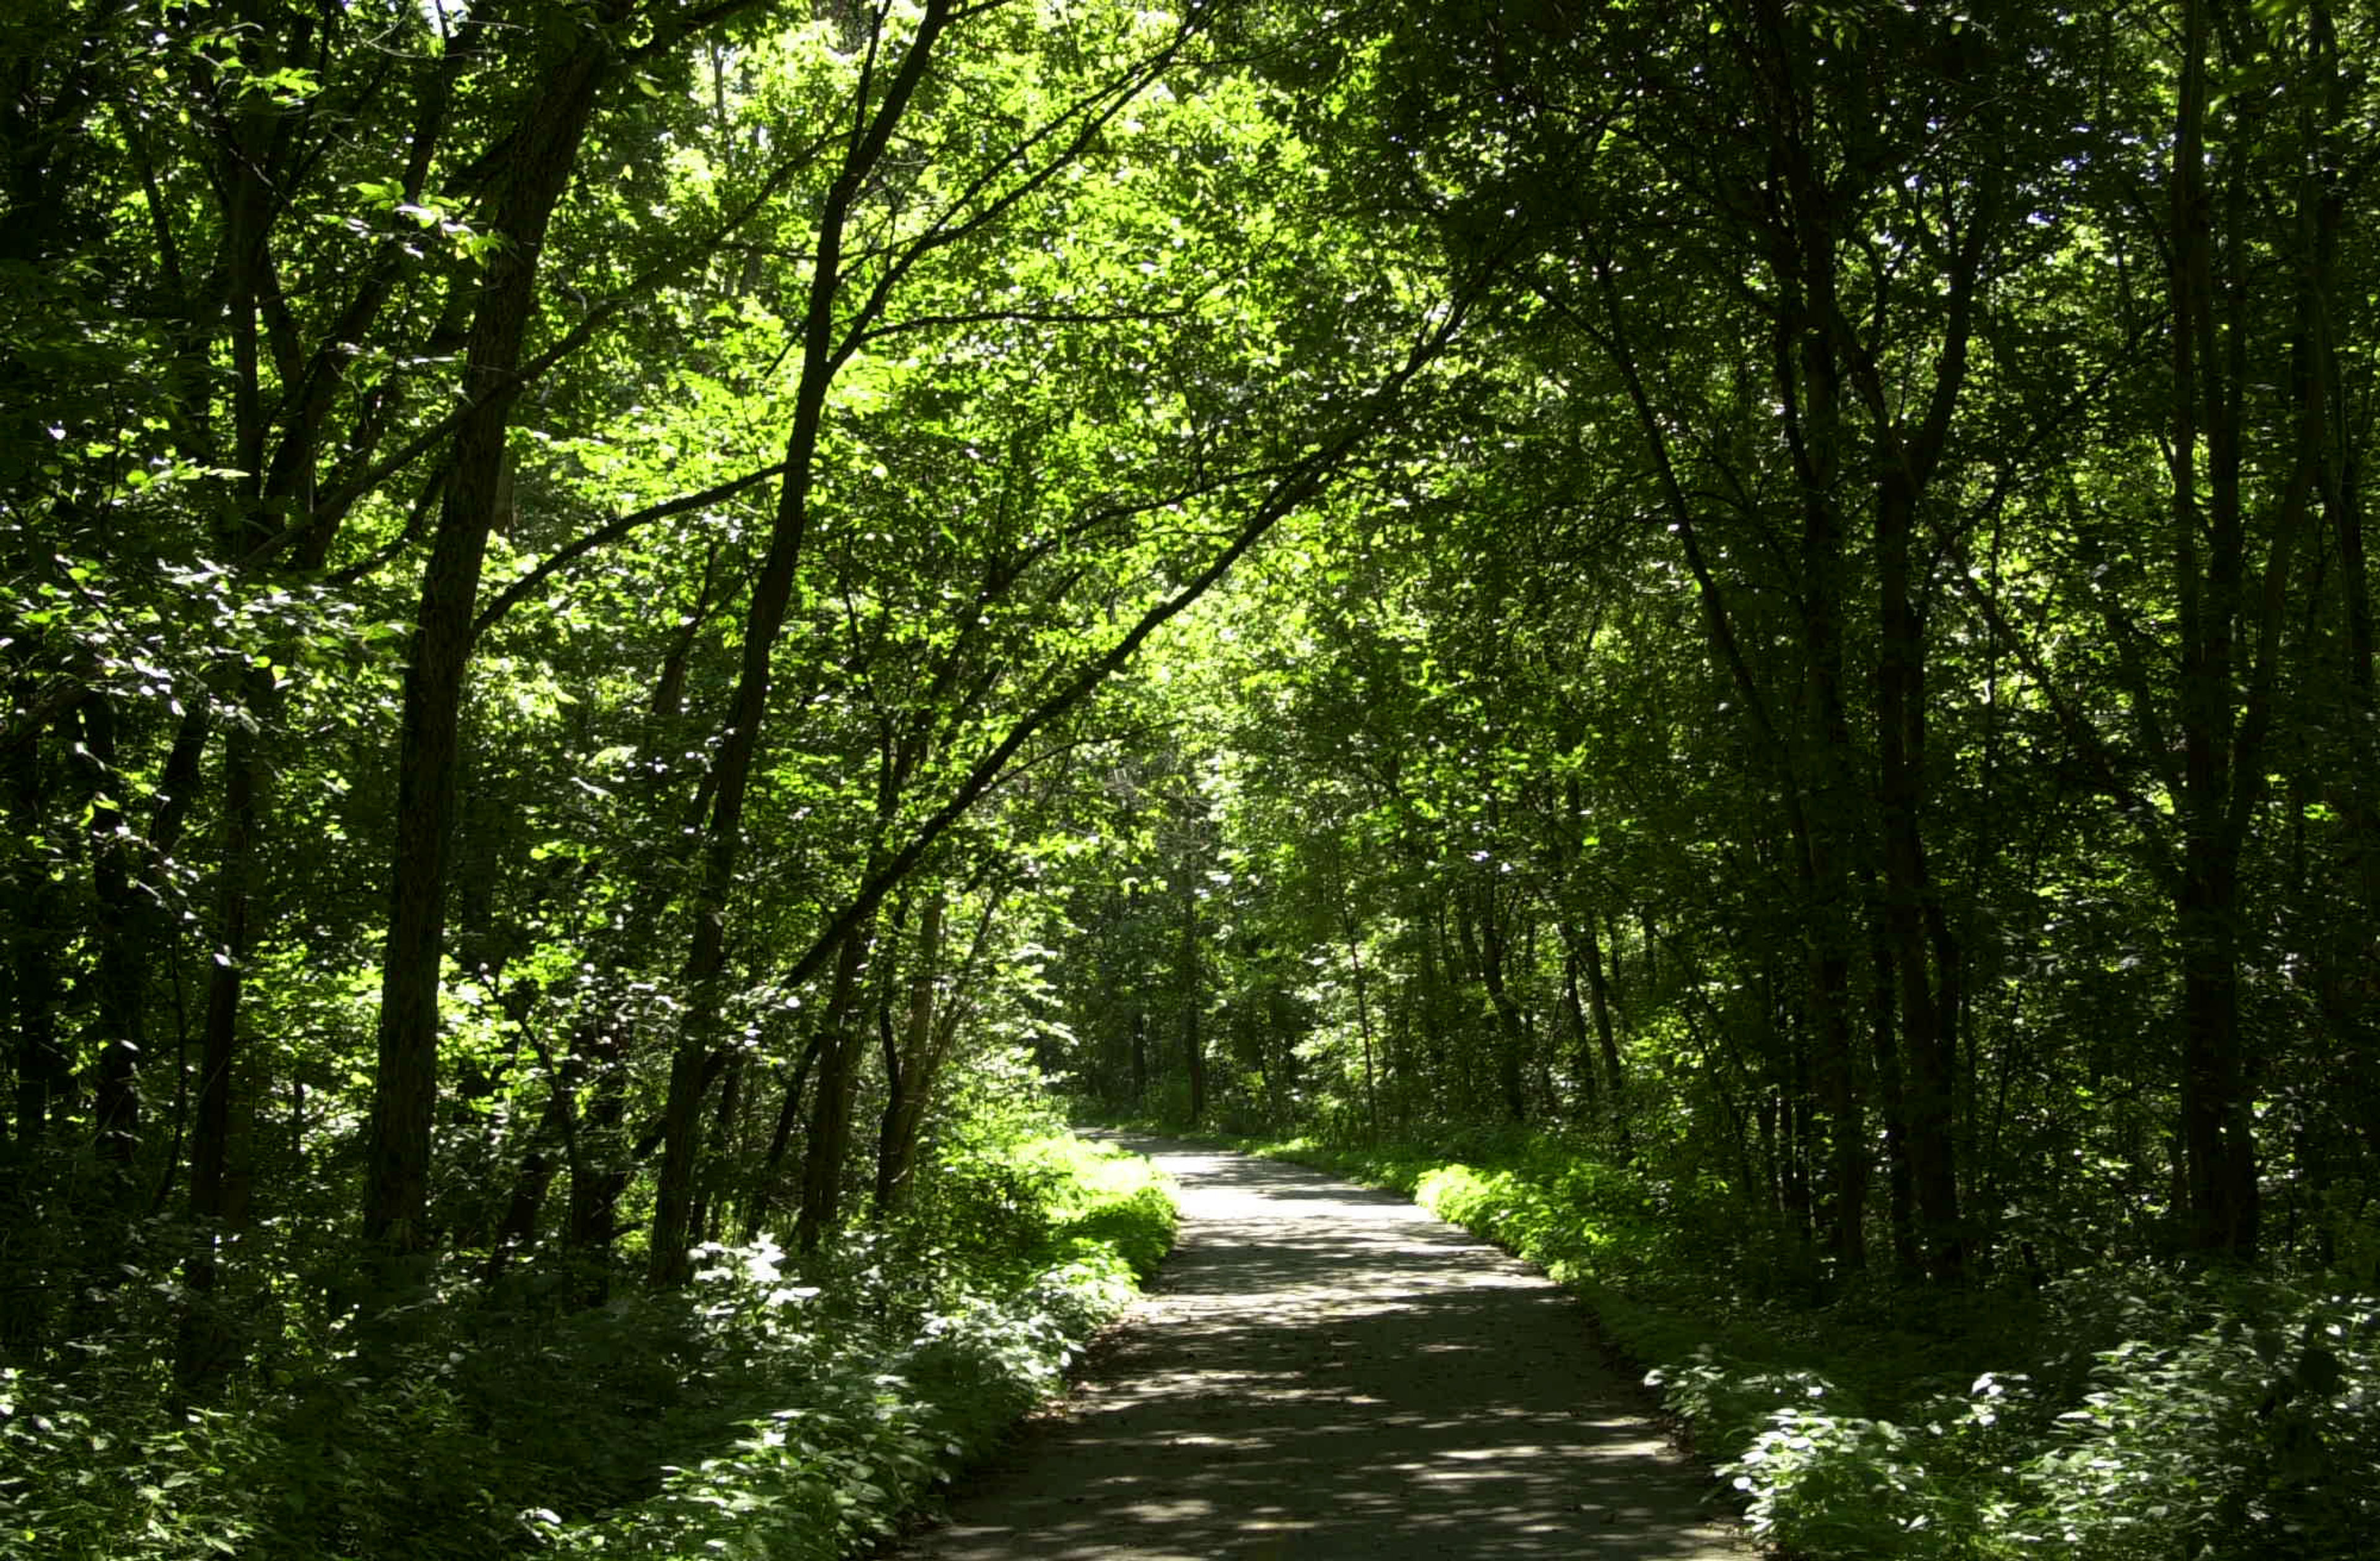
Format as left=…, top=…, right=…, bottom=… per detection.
left=892, top=1136, right=1746, bottom=1560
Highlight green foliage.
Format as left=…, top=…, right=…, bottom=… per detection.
left=547, top=1133, right=1170, bottom=1561
left=1693, top=1275, right=2380, bottom=1561
left=1221, top=1127, right=2380, bottom=1561
left=12, top=0, right=2380, bottom=1555
left=0, top=1370, right=263, bottom=1560
left=2006, top=1277, right=2380, bottom=1560
left=1725, top=1395, right=1998, bottom=1559
left=0, top=1133, right=1173, bottom=1561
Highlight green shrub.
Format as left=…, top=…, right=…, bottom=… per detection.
left=0, top=1369, right=264, bottom=1560
left=0, top=1131, right=1176, bottom=1561
left=1228, top=1125, right=2380, bottom=1561
left=2007, top=1279, right=2380, bottom=1561
left=539, top=1132, right=1173, bottom=1561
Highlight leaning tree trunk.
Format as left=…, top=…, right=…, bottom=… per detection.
left=649, top=1, right=956, bottom=1285
left=364, top=4, right=627, bottom=1267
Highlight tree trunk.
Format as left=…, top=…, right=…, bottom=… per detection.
left=1574, top=918, right=1624, bottom=1105
left=1879, top=468, right=1965, bottom=1280
left=483, top=1081, right=570, bottom=1284
left=1344, top=900, right=1380, bottom=1139
left=796, top=923, right=874, bottom=1252
left=565, top=1036, right=630, bottom=1305
left=747, top=1021, right=831, bottom=1243
left=176, top=687, right=270, bottom=1395
left=7, top=729, right=67, bottom=1148
left=650, top=0, right=955, bottom=1286
left=365, top=5, right=626, bottom=1265
left=1867, top=925, right=1920, bottom=1273
left=1475, top=882, right=1530, bottom=1123
left=1182, top=876, right=1205, bottom=1126
left=689, top=1054, right=744, bottom=1246
left=75, top=698, right=145, bottom=1180
left=2162, top=0, right=2330, bottom=1258
left=875, top=894, right=943, bottom=1216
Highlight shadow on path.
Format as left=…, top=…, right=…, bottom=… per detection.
left=897, top=1138, right=1744, bottom=1560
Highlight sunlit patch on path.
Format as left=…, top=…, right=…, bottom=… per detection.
left=898, top=1138, right=1744, bottom=1559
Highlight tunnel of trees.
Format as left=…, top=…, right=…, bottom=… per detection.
left=4, top=0, right=2378, bottom=1555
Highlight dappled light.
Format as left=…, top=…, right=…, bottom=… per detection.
left=904, top=1141, right=1740, bottom=1559
left=8, top=0, right=2380, bottom=1555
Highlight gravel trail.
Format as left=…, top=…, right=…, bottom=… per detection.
left=897, top=1137, right=1746, bottom=1559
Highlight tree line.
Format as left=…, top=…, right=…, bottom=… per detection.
left=2, top=0, right=1478, bottom=1391
left=1051, top=0, right=2380, bottom=1293
left=4, top=0, right=2376, bottom=1420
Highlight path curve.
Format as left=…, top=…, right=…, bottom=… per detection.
left=899, top=1137, right=1745, bottom=1559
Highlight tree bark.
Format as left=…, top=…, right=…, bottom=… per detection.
left=746, top=1020, right=830, bottom=1244
left=875, top=894, right=944, bottom=1215
left=1870, top=930, right=1920, bottom=1275
left=1182, top=873, right=1205, bottom=1126
left=364, top=2, right=627, bottom=1265
left=74, top=698, right=144, bottom=1179
left=565, top=1044, right=629, bottom=1306
left=1344, top=899, right=1382, bottom=1138
left=2163, top=0, right=2329, bottom=1257
left=650, top=0, right=956, bottom=1284
left=7, top=728, right=67, bottom=1149
left=796, top=923, right=874, bottom=1252
left=1472, top=877, right=1530, bottom=1123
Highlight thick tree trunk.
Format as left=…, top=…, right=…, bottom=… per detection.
left=1869, top=931, right=1920, bottom=1275
left=365, top=6, right=625, bottom=1265
left=1745, top=0, right=1869, bottom=1278
left=2162, top=0, right=2330, bottom=1258
left=1878, top=471, right=1965, bottom=1280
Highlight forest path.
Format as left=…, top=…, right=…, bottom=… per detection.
left=896, top=1137, right=1745, bottom=1560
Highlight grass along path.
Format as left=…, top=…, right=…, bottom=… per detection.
left=896, top=1137, right=1743, bottom=1559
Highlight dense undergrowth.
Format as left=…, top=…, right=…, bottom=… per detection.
left=1172, top=1122, right=2378, bottom=1561
left=0, top=1129, right=1173, bottom=1561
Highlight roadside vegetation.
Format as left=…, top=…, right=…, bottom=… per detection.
left=2, top=1104, right=1172, bottom=1561
left=9, top=1, right=2380, bottom=1559
left=1129, top=1122, right=2376, bottom=1561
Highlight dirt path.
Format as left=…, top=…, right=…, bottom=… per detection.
left=898, top=1138, right=1745, bottom=1559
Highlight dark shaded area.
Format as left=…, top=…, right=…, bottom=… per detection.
left=901, top=1140, right=1741, bottom=1559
